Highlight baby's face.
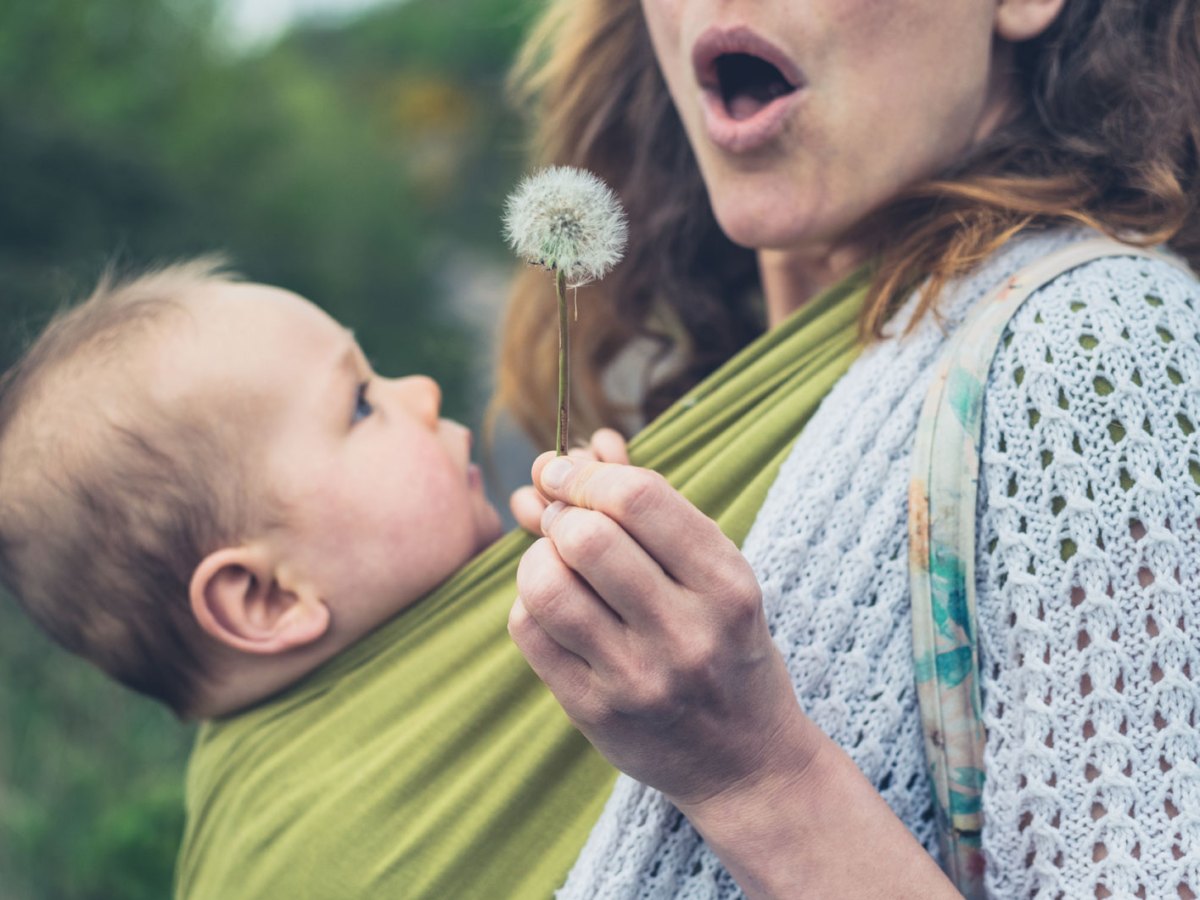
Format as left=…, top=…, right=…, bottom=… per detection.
left=157, top=281, right=503, bottom=631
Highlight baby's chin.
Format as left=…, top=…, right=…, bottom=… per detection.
left=475, top=502, right=505, bottom=549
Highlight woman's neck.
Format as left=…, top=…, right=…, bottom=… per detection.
left=758, top=244, right=867, bottom=328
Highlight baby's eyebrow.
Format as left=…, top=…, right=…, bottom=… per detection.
left=337, top=325, right=367, bottom=364
left=325, top=340, right=362, bottom=423
left=333, top=341, right=360, bottom=382
left=342, top=327, right=377, bottom=369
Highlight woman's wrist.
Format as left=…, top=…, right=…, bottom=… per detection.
left=668, top=712, right=824, bottom=897
left=674, top=720, right=961, bottom=900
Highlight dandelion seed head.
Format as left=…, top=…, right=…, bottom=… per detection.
left=503, top=166, right=628, bottom=286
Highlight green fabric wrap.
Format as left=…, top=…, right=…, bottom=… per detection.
left=175, top=274, right=866, bottom=900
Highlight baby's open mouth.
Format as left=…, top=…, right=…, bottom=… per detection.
left=714, top=52, right=798, bottom=121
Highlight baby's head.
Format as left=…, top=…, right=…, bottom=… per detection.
left=0, top=260, right=502, bottom=718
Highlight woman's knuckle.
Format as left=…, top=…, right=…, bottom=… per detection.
left=622, top=666, right=672, bottom=715
left=516, top=544, right=565, bottom=616
left=626, top=683, right=659, bottom=716
left=677, top=636, right=719, bottom=681
left=733, top=584, right=761, bottom=616
left=553, top=509, right=610, bottom=563
left=610, top=468, right=664, bottom=519
left=571, top=689, right=610, bottom=729
left=521, top=581, right=558, bottom=621
left=506, top=603, right=530, bottom=643
left=722, top=569, right=763, bottom=619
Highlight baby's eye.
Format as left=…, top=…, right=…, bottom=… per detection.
left=352, top=382, right=374, bottom=424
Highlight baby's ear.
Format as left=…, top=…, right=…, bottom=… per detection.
left=994, top=0, right=1066, bottom=43
left=190, top=546, right=330, bottom=655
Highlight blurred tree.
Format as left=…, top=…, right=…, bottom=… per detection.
left=0, top=0, right=536, bottom=897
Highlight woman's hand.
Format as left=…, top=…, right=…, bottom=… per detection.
left=509, top=453, right=820, bottom=809
left=511, top=454, right=960, bottom=899
left=509, top=428, right=629, bottom=535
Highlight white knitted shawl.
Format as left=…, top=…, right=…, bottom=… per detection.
left=558, top=228, right=1200, bottom=899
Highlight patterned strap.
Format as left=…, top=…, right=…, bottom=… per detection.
left=908, top=237, right=1193, bottom=898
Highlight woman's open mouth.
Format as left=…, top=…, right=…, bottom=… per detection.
left=692, top=27, right=804, bottom=153
left=715, top=52, right=797, bottom=120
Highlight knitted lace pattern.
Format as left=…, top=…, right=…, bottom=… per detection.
left=557, top=229, right=1200, bottom=899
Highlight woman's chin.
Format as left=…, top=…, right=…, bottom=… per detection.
left=712, top=201, right=821, bottom=252
left=712, top=192, right=872, bottom=258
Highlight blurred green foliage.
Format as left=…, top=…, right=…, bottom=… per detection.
left=0, top=0, right=535, bottom=896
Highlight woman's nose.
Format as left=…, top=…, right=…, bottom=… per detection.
left=394, top=374, right=442, bottom=427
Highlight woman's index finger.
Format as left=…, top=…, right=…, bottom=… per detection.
left=532, top=453, right=735, bottom=588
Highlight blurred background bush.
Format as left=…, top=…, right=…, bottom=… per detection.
left=0, top=1, right=539, bottom=895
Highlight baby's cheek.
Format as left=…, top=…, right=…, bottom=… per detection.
left=398, top=475, right=480, bottom=565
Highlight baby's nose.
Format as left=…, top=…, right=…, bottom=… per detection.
left=396, top=375, right=442, bottom=426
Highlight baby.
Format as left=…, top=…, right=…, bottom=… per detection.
left=0, top=259, right=503, bottom=719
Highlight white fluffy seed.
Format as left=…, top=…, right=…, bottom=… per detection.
left=503, top=166, right=628, bottom=286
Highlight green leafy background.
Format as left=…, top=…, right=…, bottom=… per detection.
left=0, top=1, right=536, bottom=896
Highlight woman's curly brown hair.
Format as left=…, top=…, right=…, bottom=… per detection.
left=495, top=0, right=1200, bottom=448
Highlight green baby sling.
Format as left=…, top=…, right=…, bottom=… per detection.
left=175, top=274, right=867, bottom=899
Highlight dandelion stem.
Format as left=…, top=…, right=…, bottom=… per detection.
left=555, top=268, right=569, bottom=455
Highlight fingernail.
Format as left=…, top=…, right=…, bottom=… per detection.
left=541, top=457, right=573, bottom=490
left=541, top=500, right=565, bottom=533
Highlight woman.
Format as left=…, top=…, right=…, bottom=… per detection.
left=500, top=0, right=1200, bottom=896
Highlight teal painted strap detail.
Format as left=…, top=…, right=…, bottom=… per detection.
left=908, top=238, right=1189, bottom=898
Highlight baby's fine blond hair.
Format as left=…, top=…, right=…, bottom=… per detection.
left=0, top=259, right=253, bottom=716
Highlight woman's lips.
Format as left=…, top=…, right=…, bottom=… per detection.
left=700, top=88, right=801, bottom=154
left=692, top=26, right=805, bottom=154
